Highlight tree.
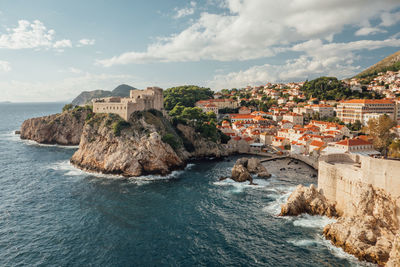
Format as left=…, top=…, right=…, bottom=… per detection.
left=163, top=85, right=214, bottom=110
left=301, top=76, right=382, bottom=101
left=389, top=139, right=400, bottom=158
left=362, top=114, right=396, bottom=157
left=62, top=104, right=74, bottom=112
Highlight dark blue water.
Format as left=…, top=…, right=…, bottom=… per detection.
left=0, top=103, right=372, bottom=267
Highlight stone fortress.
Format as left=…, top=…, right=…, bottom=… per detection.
left=92, top=87, right=164, bottom=120
left=318, top=153, right=400, bottom=224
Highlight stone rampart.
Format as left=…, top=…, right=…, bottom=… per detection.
left=318, top=153, right=400, bottom=224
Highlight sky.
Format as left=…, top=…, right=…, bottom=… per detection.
left=0, top=0, right=400, bottom=102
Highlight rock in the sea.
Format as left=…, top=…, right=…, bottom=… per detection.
left=229, top=157, right=271, bottom=183
left=70, top=112, right=185, bottom=177
left=323, top=184, right=399, bottom=266
left=20, top=107, right=92, bottom=145
left=247, top=158, right=271, bottom=178
left=279, top=184, right=337, bottom=217
left=231, top=164, right=252, bottom=183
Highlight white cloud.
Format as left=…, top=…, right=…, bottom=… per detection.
left=68, top=67, right=82, bottom=74
left=97, top=0, right=400, bottom=66
left=78, top=38, right=95, bottom=46
left=0, top=60, right=11, bottom=72
left=380, top=11, right=400, bottom=26
left=0, top=19, right=76, bottom=52
left=355, top=27, right=386, bottom=36
left=53, top=39, right=72, bottom=48
left=0, top=20, right=54, bottom=49
left=174, top=1, right=196, bottom=19
left=209, top=38, right=400, bottom=89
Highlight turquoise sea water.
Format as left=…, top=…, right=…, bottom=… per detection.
left=0, top=103, right=373, bottom=266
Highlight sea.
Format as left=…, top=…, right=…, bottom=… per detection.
left=0, top=103, right=374, bottom=266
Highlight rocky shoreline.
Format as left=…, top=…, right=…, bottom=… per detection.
left=280, top=184, right=400, bottom=266
left=19, top=109, right=235, bottom=177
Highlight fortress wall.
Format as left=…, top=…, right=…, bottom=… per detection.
left=93, top=102, right=128, bottom=120
left=318, top=154, right=400, bottom=223
left=359, top=157, right=400, bottom=198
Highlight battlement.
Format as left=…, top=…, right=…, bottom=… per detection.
left=92, top=87, right=164, bottom=120
left=318, top=153, right=400, bottom=222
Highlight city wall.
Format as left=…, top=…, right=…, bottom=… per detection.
left=318, top=153, right=400, bottom=224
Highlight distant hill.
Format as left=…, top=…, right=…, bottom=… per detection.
left=71, top=84, right=136, bottom=106
left=355, top=50, right=400, bottom=79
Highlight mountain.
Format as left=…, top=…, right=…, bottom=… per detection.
left=71, top=84, right=136, bottom=106
left=355, top=50, right=400, bottom=79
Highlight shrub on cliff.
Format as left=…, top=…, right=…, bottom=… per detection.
left=62, top=104, right=75, bottom=112
left=112, top=120, right=131, bottom=136
left=161, top=133, right=181, bottom=150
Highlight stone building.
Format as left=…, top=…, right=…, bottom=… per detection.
left=336, top=99, right=396, bottom=124
left=92, top=87, right=164, bottom=120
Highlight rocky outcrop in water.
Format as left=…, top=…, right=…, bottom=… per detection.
left=280, top=183, right=399, bottom=266
left=323, top=184, right=399, bottom=266
left=227, top=157, right=271, bottom=184
left=279, top=184, right=337, bottom=217
left=70, top=111, right=232, bottom=177
left=20, top=107, right=92, bottom=145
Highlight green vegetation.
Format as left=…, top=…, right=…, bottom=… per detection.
left=161, top=133, right=180, bottom=150
left=346, top=120, right=362, bottom=132
left=362, top=114, right=396, bottom=157
left=355, top=50, right=400, bottom=79
left=301, top=77, right=382, bottom=101
left=168, top=105, right=229, bottom=143
left=112, top=120, right=131, bottom=137
left=62, top=104, right=74, bottom=112
left=164, top=85, right=213, bottom=110
left=389, top=139, right=400, bottom=159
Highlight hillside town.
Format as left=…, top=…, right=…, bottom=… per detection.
left=194, top=70, right=400, bottom=158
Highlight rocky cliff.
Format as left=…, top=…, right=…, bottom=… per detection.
left=70, top=111, right=232, bottom=177
left=281, top=183, right=399, bottom=266
left=20, top=106, right=92, bottom=145
left=280, top=184, right=337, bottom=217
left=323, top=183, right=399, bottom=266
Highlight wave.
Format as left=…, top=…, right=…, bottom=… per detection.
left=213, top=177, right=274, bottom=194
left=1, top=131, right=78, bottom=149
left=261, top=185, right=296, bottom=215
left=292, top=214, right=336, bottom=229
left=288, top=234, right=374, bottom=266
left=48, top=160, right=195, bottom=184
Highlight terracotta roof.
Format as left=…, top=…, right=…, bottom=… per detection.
left=340, top=99, right=394, bottom=104
left=231, top=114, right=255, bottom=119
left=310, top=140, right=325, bottom=147
left=335, top=138, right=372, bottom=146
left=205, top=103, right=217, bottom=107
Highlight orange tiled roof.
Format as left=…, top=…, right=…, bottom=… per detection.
left=340, top=99, right=394, bottom=104
left=336, top=137, right=372, bottom=146
left=310, top=140, right=325, bottom=147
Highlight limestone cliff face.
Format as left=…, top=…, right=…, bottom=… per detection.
left=387, top=233, right=400, bottom=267
left=323, top=183, right=398, bottom=266
left=20, top=107, right=92, bottom=145
left=280, top=184, right=337, bottom=217
left=176, top=124, right=232, bottom=159
left=70, top=112, right=185, bottom=177
left=281, top=183, right=399, bottom=266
